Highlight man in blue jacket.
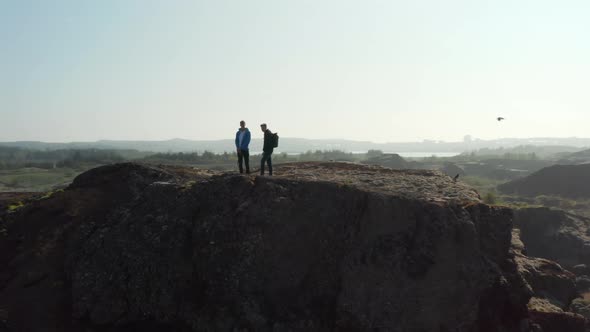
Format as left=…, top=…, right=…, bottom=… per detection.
left=235, top=120, right=251, bottom=174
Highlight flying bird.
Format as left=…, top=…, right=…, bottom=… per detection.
left=497, top=117, right=505, bottom=121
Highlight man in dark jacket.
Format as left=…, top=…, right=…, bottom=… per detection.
left=235, top=120, right=251, bottom=174
left=260, top=123, right=273, bottom=176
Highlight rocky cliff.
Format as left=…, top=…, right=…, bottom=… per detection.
left=0, top=162, right=531, bottom=331
left=511, top=228, right=586, bottom=331
left=514, top=207, right=590, bottom=325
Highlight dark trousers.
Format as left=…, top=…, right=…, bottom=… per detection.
left=237, top=149, right=250, bottom=173
left=260, top=151, right=272, bottom=175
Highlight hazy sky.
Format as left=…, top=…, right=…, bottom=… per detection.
left=2, top=0, right=590, bottom=142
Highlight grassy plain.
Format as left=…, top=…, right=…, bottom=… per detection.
left=0, top=166, right=93, bottom=192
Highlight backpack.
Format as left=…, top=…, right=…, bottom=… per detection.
left=271, top=132, right=279, bottom=148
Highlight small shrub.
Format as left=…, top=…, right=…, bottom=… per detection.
left=5, top=178, right=19, bottom=188
left=39, top=189, right=64, bottom=200
left=7, top=201, right=24, bottom=212
left=483, top=192, right=497, bottom=204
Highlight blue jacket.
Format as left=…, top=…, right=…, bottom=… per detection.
left=235, top=128, right=251, bottom=150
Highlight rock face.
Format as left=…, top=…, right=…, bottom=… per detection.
left=512, top=229, right=577, bottom=307
left=512, top=210, right=590, bottom=331
left=0, top=162, right=530, bottom=331
left=514, top=208, right=590, bottom=272
left=498, top=164, right=590, bottom=198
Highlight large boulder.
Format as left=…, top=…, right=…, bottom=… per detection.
left=0, top=162, right=530, bottom=331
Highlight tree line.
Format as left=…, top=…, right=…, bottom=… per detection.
left=0, top=147, right=363, bottom=169
left=0, top=147, right=126, bottom=169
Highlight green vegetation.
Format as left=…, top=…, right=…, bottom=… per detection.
left=0, top=167, right=88, bottom=192
left=0, top=148, right=364, bottom=192
left=462, top=176, right=507, bottom=194
left=530, top=195, right=589, bottom=215
left=0, top=145, right=588, bottom=221
left=487, top=193, right=590, bottom=216
left=483, top=192, right=497, bottom=205
left=143, top=150, right=229, bottom=164
left=0, top=147, right=147, bottom=170
left=447, top=145, right=584, bottom=161
left=7, top=201, right=24, bottom=211
left=297, top=150, right=358, bottom=162
left=0, top=147, right=149, bottom=191
left=39, top=189, right=64, bottom=200
left=458, top=175, right=585, bottom=211
left=366, top=149, right=384, bottom=158
left=142, top=149, right=360, bottom=166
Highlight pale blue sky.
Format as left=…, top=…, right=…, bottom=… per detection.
left=2, top=0, right=589, bottom=142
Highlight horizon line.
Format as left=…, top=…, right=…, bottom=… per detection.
left=0, top=136, right=589, bottom=145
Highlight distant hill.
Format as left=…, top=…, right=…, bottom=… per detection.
left=498, top=164, right=590, bottom=198
left=1, top=137, right=590, bottom=154
left=0, top=139, right=230, bottom=153
left=459, top=159, right=554, bottom=180
left=0, top=138, right=462, bottom=154
left=557, top=148, right=590, bottom=165
left=361, top=153, right=411, bottom=169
